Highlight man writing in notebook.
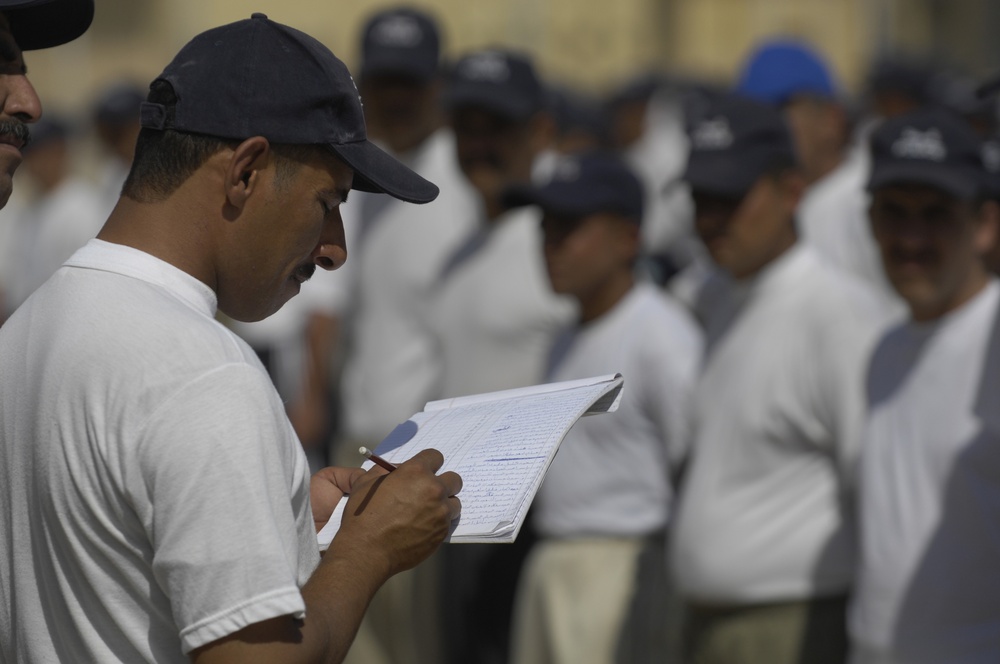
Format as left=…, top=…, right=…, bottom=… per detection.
left=0, top=14, right=462, bottom=664
left=504, top=151, right=703, bottom=664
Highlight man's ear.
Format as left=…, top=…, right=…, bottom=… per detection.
left=528, top=110, right=557, bottom=155
left=975, top=199, right=1000, bottom=257
left=224, top=136, right=271, bottom=212
left=777, top=168, right=806, bottom=216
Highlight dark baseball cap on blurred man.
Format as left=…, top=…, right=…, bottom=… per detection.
left=683, top=93, right=798, bottom=198
left=360, top=7, right=441, bottom=83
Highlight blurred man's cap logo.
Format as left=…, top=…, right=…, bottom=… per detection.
left=551, top=156, right=581, bottom=182
left=692, top=117, right=733, bottom=150
left=372, top=15, right=423, bottom=47
left=458, top=51, right=511, bottom=83
left=892, top=128, right=946, bottom=161
left=982, top=141, right=1000, bottom=173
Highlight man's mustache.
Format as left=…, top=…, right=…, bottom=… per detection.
left=0, top=120, right=31, bottom=149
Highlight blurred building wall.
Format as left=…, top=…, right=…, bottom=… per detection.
left=18, top=0, right=1000, bottom=118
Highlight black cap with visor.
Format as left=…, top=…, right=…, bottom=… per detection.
left=139, top=13, right=439, bottom=204
left=0, top=0, right=93, bottom=51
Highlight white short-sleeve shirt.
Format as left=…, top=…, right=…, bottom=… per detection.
left=850, top=279, right=1000, bottom=664
left=671, top=245, right=887, bottom=604
left=339, top=130, right=479, bottom=441
left=534, top=283, right=703, bottom=537
left=428, top=206, right=576, bottom=400
left=0, top=240, right=319, bottom=662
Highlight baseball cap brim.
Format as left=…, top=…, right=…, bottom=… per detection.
left=867, top=161, right=981, bottom=200
left=362, top=52, right=436, bottom=82
left=446, top=85, right=537, bottom=121
left=685, top=149, right=775, bottom=198
left=0, top=0, right=94, bottom=51
left=503, top=183, right=588, bottom=218
left=329, top=139, right=439, bottom=204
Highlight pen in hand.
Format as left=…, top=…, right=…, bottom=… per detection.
left=359, top=446, right=397, bottom=472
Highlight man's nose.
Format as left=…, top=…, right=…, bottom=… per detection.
left=1, top=74, right=42, bottom=124
left=313, top=210, right=348, bottom=271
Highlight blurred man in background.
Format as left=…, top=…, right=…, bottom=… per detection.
left=338, top=6, right=476, bottom=461
left=90, top=80, right=144, bottom=216
left=737, top=39, right=904, bottom=316
left=336, top=7, right=476, bottom=664
left=850, top=108, right=1000, bottom=664
left=430, top=48, right=574, bottom=664
left=431, top=48, right=572, bottom=401
left=671, top=94, right=886, bottom=664
left=0, top=115, right=104, bottom=320
left=505, top=151, right=702, bottom=664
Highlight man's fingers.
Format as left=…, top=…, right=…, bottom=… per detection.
left=438, top=470, right=463, bottom=497
left=446, top=496, right=462, bottom=521
left=402, top=448, right=445, bottom=473
left=312, top=465, right=366, bottom=493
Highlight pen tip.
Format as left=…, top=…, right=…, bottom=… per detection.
left=359, top=446, right=369, bottom=456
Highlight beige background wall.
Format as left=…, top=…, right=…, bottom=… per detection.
left=20, top=0, right=1000, bottom=119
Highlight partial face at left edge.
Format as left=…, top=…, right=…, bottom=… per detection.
left=0, top=14, right=42, bottom=209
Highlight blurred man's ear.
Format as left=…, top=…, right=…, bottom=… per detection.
left=775, top=167, right=807, bottom=216
left=975, top=199, right=1000, bottom=258
left=528, top=110, right=557, bottom=154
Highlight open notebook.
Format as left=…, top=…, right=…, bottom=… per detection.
left=317, top=373, right=624, bottom=547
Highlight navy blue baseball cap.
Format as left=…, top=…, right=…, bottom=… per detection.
left=139, top=13, right=439, bottom=204
left=867, top=107, right=987, bottom=200
left=503, top=151, right=644, bottom=222
left=0, top=0, right=93, bottom=51
left=446, top=49, right=545, bottom=121
left=737, top=39, right=837, bottom=105
left=360, top=7, right=441, bottom=83
left=684, top=93, right=797, bottom=198
left=92, top=81, right=145, bottom=127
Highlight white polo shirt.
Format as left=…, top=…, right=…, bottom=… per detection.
left=849, top=279, right=1000, bottom=664
left=534, top=282, right=703, bottom=537
left=797, top=146, right=906, bottom=320
left=671, top=244, right=886, bottom=604
left=0, top=240, right=319, bottom=662
left=339, top=129, right=478, bottom=441
left=1, top=177, right=107, bottom=317
left=428, top=205, right=576, bottom=400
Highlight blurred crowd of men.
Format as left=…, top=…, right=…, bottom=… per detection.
left=3, top=6, right=998, bottom=664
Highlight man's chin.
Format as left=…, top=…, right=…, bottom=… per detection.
left=224, top=290, right=297, bottom=324
left=0, top=175, right=14, bottom=210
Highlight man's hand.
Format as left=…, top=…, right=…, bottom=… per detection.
left=336, top=448, right=462, bottom=580
left=310, top=466, right=366, bottom=533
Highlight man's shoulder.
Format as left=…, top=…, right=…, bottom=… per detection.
left=785, top=247, right=888, bottom=321
left=34, top=261, right=257, bottom=378
left=623, top=283, right=702, bottom=341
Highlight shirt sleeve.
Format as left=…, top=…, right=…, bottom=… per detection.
left=130, top=362, right=315, bottom=654
left=814, top=296, right=883, bottom=488
left=636, top=311, right=704, bottom=474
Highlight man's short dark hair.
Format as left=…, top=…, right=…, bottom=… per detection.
left=122, top=81, right=320, bottom=203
